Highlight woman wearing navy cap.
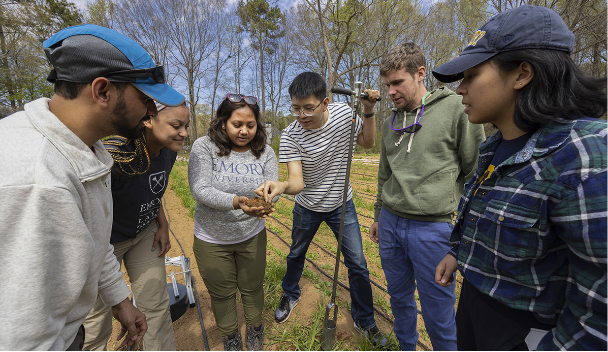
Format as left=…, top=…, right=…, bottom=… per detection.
left=432, top=5, right=606, bottom=351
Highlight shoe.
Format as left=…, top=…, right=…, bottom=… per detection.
left=354, top=323, right=388, bottom=348
left=275, top=294, right=301, bottom=323
left=223, top=330, right=243, bottom=351
left=245, top=323, right=264, bottom=350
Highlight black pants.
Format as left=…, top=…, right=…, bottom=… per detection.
left=456, top=279, right=555, bottom=350
left=66, top=325, right=85, bottom=351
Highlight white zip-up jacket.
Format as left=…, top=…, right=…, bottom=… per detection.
left=0, top=98, right=131, bottom=350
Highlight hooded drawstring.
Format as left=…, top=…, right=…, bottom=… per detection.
left=394, top=92, right=431, bottom=152
left=395, top=106, right=420, bottom=151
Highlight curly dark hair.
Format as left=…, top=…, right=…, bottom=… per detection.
left=207, top=97, right=267, bottom=159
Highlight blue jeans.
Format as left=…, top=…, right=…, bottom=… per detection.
left=378, top=207, right=457, bottom=351
left=282, top=199, right=376, bottom=329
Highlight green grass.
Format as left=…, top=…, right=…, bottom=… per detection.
left=370, top=270, right=382, bottom=279
left=352, top=193, right=375, bottom=212
left=323, top=243, right=337, bottom=254
left=373, top=292, right=392, bottom=316
left=266, top=301, right=347, bottom=351
left=320, top=263, right=334, bottom=273
left=315, top=280, right=333, bottom=297
left=274, top=199, right=294, bottom=218
left=302, top=267, right=318, bottom=281
left=306, top=251, right=320, bottom=261
left=356, top=329, right=401, bottom=351
left=337, top=298, right=351, bottom=310
left=267, top=242, right=287, bottom=261
left=362, top=240, right=382, bottom=269
left=420, top=326, right=430, bottom=341
left=169, top=166, right=196, bottom=218
left=264, top=257, right=288, bottom=312
left=363, top=185, right=377, bottom=194
left=267, top=223, right=284, bottom=236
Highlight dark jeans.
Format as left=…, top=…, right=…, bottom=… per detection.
left=282, top=199, right=376, bottom=329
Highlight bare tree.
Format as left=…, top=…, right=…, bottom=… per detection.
left=113, top=0, right=224, bottom=142
left=265, top=29, right=291, bottom=128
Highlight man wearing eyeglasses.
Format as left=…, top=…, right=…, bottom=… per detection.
left=0, top=25, right=184, bottom=350
left=256, top=71, right=388, bottom=346
left=368, top=42, right=485, bottom=351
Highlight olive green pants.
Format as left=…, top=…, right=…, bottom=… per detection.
left=193, top=228, right=267, bottom=337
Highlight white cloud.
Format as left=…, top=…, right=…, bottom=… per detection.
left=71, top=0, right=90, bottom=12
left=277, top=0, right=301, bottom=11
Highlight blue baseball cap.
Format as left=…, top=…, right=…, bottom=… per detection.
left=43, top=24, right=184, bottom=106
left=432, top=5, right=575, bottom=83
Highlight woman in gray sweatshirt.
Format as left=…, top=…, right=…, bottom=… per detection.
left=188, top=94, right=278, bottom=351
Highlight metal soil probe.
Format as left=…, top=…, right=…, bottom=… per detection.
left=322, top=82, right=367, bottom=351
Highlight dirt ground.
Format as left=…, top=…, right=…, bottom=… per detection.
left=106, top=155, right=438, bottom=351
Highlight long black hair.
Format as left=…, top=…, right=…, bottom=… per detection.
left=207, top=98, right=267, bottom=159
left=491, top=49, right=607, bottom=132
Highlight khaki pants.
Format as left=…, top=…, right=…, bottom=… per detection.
left=193, top=229, right=267, bottom=337
left=83, top=220, right=176, bottom=351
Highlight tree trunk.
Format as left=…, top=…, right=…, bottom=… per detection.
left=259, top=42, right=265, bottom=123
left=316, top=0, right=333, bottom=102
left=0, top=22, right=17, bottom=112
left=188, top=70, right=198, bottom=142
left=592, top=42, right=600, bottom=77
left=211, top=39, right=222, bottom=121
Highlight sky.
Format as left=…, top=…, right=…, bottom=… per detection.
left=71, top=0, right=302, bottom=14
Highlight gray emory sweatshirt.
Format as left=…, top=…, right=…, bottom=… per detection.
left=188, top=136, right=279, bottom=241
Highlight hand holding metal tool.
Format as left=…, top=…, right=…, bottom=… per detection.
left=322, top=82, right=368, bottom=351
left=330, top=86, right=382, bottom=102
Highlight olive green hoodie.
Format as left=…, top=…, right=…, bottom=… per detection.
left=374, top=87, right=485, bottom=222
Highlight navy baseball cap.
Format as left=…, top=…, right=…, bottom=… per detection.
left=43, top=24, right=184, bottom=106
left=432, top=5, right=575, bottom=83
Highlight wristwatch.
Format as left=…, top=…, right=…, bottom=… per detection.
left=362, top=112, right=375, bottom=118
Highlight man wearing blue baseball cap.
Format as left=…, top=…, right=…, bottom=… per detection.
left=0, top=24, right=184, bottom=350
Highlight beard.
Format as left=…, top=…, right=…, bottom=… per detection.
left=110, top=93, right=145, bottom=140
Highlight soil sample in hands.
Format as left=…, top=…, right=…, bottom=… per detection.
left=244, top=197, right=274, bottom=215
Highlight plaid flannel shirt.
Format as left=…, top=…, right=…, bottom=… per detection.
left=449, top=118, right=607, bottom=350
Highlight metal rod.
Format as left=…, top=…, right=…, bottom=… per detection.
left=162, top=196, right=210, bottom=350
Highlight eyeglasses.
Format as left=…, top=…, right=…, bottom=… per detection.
left=290, top=100, right=322, bottom=117
left=226, top=93, right=258, bottom=105
left=104, top=66, right=166, bottom=84
left=390, top=92, right=431, bottom=134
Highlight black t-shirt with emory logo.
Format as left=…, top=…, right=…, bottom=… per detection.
left=105, top=142, right=177, bottom=243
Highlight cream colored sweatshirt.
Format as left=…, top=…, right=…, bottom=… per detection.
left=0, top=98, right=131, bottom=350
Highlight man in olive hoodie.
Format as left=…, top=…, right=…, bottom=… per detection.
left=369, top=42, right=485, bottom=350
left=0, top=25, right=184, bottom=350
